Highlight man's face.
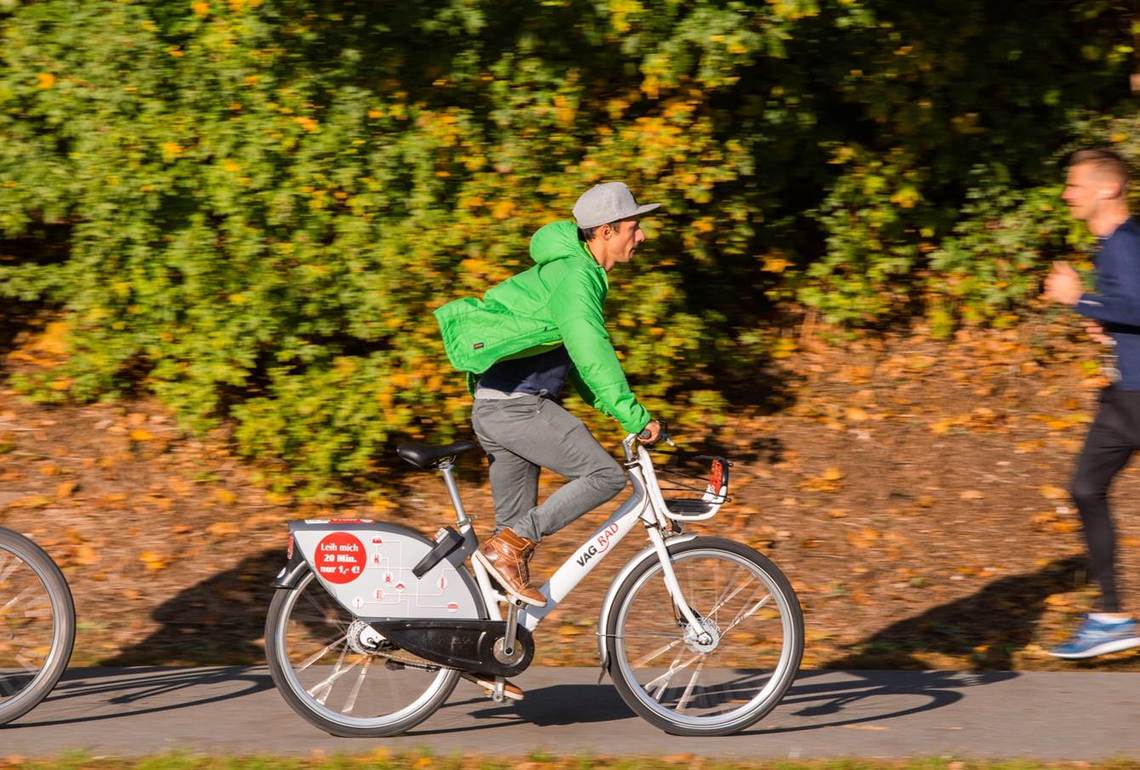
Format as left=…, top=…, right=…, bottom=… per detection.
left=1063, top=162, right=1109, bottom=223
left=603, top=219, right=645, bottom=266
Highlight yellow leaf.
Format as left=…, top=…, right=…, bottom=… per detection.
left=214, top=488, right=238, bottom=505
left=1039, top=485, right=1068, bottom=500
left=191, top=0, right=210, bottom=16
left=10, top=495, right=52, bottom=509
left=74, top=544, right=99, bottom=566
left=37, top=73, right=55, bottom=89
left=129, top=429, right=155, bottom=442
left=140, top=551, right=167, bottom=571
left=161, top=142, right=183, bottom=162
left=31, top=321, right=70, bottom=355
left=762, top=255, right=789, bottom=273
left=56, top=481, right=77, bottom=499
left=207, top=521, right=240, bottom=537
left=821, top=466, right=844, bottom=481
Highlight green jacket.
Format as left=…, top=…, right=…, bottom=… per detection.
left=434, top=220, right=652, bottom=434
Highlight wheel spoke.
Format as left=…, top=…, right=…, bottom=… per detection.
left=295, top=634, right=347, bottom=672
left=642, top=650, right=702, bottom=691
left=705, top=574, right=756, bottom=620
left=675, top=656, right=706, bottom=712
left=343, top=655, right=372, bottom=714
left=309, top=644, right=355, bottom=704
left=646, top=647, right=685, bottom=701
left=723, top=594, right=772, bottom=634
left=631, top=636, right=685, bottom=668
left=0, top=554, right=22, bottom=586
left=0, top=585, right=38, bottom=618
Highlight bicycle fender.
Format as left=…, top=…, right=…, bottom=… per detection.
left=288, top=520, right=486, bottom=620
left=272, top=548, right=309, bottom=589
left=596, top=533, right=698, bottom=667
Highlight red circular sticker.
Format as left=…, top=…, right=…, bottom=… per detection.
left=314, top=532, right=366, bottom=584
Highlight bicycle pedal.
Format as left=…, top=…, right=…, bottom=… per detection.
left=464, top=673, right=524, bottom=701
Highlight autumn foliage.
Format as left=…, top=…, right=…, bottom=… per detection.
left=0, top=0, right=1137, bottom=494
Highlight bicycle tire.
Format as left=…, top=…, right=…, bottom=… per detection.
left=604, top=536, right=802, bottom=735
left=265, top=564, right=462, bottom=737
left=0, top=527, right=76, bottom=726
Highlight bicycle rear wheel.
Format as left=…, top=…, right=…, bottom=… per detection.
left=605, top=536, right=802, bottom=735
left=0, top=528, right=76, bottom=726
left=265, top=566, right=460, bottom=737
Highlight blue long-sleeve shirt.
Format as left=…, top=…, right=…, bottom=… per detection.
left=1076, top=217, right=1140, bottom=389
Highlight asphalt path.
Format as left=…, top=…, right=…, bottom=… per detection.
left=2, top=667, right=1138, bottom=759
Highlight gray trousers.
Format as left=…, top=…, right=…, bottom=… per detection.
left=471, top=395, right=627, bottom=543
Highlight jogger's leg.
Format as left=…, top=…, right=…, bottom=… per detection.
left=1070, top=395, right=1133, bottom=613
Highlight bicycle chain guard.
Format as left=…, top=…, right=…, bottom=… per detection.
left=370, top=619, right=535, bottom=677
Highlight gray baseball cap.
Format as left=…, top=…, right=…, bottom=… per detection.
left=572, top=182, right=661, bottom=229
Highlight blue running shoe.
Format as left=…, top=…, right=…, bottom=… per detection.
left=1048, top=615, right=1140, bottom=659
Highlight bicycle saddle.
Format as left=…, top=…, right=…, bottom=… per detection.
left=396, top=440, right=479, bottom=469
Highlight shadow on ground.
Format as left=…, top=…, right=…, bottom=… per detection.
left=823, top=555, right=1104, bottom=669
left=102, top=549, right=281, bottom=666
left=2, top=667, right=271, bottom=729
left=408, top=668, right=1013, bottom=737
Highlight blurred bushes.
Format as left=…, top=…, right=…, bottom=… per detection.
left=0, top=0, right=1135, bottom=494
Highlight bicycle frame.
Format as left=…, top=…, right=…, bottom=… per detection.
left=437, top=434, right=708, bottom=635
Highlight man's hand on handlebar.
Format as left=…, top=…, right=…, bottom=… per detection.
left=637, top=419, right=665, bottom=446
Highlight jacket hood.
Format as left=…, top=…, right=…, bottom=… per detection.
left=529, top=220, right=591, bottom=265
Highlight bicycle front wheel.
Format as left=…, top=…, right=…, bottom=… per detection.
left=265, top=566, right=460, bottom=737
left=0, top=528, right=76, bottom=726
left=605, top=536, right=803, bottom=735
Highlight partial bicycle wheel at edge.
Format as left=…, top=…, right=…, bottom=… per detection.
left=0, top=528, right=76, bottom=726
left=265, top=564, right=462, bottom=737
left=605, top=536, right=803, bottom=736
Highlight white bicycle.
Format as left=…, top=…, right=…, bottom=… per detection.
left=265, top=432, right=803, bottom=736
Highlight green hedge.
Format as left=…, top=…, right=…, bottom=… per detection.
left=0, top=0, right=1135, bottom=495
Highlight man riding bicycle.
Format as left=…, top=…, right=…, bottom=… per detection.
left=435, top=182, right=663, bottom=607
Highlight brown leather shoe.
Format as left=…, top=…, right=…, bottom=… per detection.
left=461, top=672, right=524, bottom=701
left=474, top=529, right=547, bottom=607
